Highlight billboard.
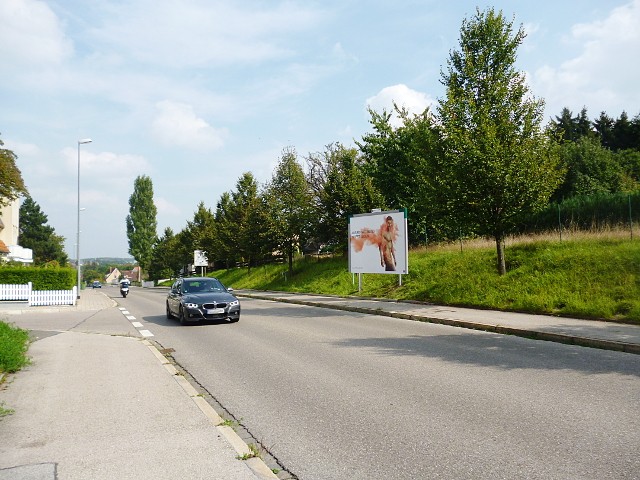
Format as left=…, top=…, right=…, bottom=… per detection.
left=348, top=209, right=408, bottom=274
left=193, top=250, right=208, bottom=267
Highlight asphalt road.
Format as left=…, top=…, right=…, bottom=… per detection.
left=119, top=286, right=640, bottom=480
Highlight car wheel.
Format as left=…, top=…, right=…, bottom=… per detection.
left=166, top=302, right=173, bottom=319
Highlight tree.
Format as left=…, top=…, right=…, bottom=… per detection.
left=593, top=112, right=616, bottom=150
left=183, top=201, right=217, bottom=268
left=615, top=148, right=640, bottom=191
left=214, top=192, right=236, bottom=268
left=550, top=107, right=593, bottom=143
left=264, top=147, right=312, bottom=275
left=307, top=143, right=385, bottom=252
left=437, top=8, right=564, bottom=275
left=148, top=227, right=185, bottom=280
left=228, top=172, right=264, bottom=268
left=126, top=175, right=158, bottom=272
left=0, top=135, right=27, bottom=206
left=358, top=106, right=448, bottom=244
left=18, top=196, right=68, bottom=265
left=553, top=137, right=622, bottom=200
left=613, top=111, right=636, bottom=151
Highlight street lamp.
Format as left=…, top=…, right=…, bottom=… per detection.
left=77, top=138, right=92, bottom=299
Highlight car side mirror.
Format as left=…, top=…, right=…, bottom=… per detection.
left=227, top=287, right=234, bottom=292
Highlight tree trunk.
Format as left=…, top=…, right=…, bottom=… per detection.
left=288, top=245, right=294, bottom=276
left=495, top=235, right=506, bottom=275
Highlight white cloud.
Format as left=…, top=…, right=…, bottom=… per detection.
left=63, top=148, right=150, bottom=180
left=154, top=197, right=182, bottom=217
left=151, top=100, right=229, bottom=150
left=0, top=0, right=73, bottom=67
left=366, top=84, right=434, bottom=127
left=531, top=0, right=640, bottom=117
left=90, top=0, right=324, bottom=68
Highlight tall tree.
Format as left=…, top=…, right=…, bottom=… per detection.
left=307, top=143, right=385, bottom=252
left=593, top=112, right=616, bottom=150
left=183, top=201, right=217, bottom=265
left=214, top=192, right=236, bottom=268
left=228, top=172, right=264, bottom=268
left=358, top=106, right=447, bottom=244
left=126, top=175, right=158, bottom=272
left=613, top=111, right=635, bottom=151
left=18, top=196, right=68, bottom=265
left=550, top=107, right=580, bottom=142
left=0, top=135, right=27, bottom=206
left=148, top=227, right=185, bottom=280
left=264, top=147, right=312, bottom=275
left=437, top=8, right=564, bottom=275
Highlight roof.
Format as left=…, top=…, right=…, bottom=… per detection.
left=0, top=240, right=10, bottom=254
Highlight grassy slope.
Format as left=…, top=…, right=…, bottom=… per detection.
left=212, top=237, right=640, bottom=324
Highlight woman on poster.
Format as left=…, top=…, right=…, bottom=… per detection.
left=379, top=215, right=397, bottom=271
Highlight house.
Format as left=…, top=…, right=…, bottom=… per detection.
left=120, top=265, right=142, bottom=282
left=0, top=197, right=33, bottom=263
left=105, top=267, right=122, bottom=284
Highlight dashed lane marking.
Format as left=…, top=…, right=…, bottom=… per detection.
left=118, top=306, right=154, bottom=338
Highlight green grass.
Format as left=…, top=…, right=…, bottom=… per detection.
left=210, top=237, right=640, bottom=324
left=0, top=320, right=31, bottom=374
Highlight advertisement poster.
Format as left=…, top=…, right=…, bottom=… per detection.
left=193, top=250, right=208, bottom=267
left=348, top=209, right=408, bottom=274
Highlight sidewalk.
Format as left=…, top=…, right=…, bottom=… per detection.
left=0, top=289, right=277, bottom=480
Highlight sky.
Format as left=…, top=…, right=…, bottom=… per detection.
left=1, top=0, right=639, bottom=260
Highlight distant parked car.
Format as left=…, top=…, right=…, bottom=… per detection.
left=91, top=281, right=102, bottom=288
left=166, top=277, right=240, bottom=325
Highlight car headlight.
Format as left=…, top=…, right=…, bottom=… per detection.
left=184, top=302, right=199, bottom=309
left=228, top=300, right=239, bottom=307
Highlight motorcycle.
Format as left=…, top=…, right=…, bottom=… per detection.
left=120, top=283, right=129, bottom=298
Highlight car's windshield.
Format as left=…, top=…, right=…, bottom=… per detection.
left=182, top=279, right=224, bottom=293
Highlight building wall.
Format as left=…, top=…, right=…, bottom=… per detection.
left=0, top=197, right=33, bottom=263
left=0, top=198, right=20, bottom=245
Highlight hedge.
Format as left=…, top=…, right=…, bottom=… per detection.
left=0, top=266, right=76, bottom=290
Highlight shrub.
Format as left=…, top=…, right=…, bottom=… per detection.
left=0, top=321, right=31, bottom=373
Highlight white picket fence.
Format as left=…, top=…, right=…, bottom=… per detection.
left=0, top=282, right=77, bottom=306
left=0, top=282, right=32, bottom=300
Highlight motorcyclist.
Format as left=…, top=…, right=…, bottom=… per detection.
left=119, top=278, right=130, bottom=297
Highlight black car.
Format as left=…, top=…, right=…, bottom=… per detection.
left=166, top=277, right=240, bottom=325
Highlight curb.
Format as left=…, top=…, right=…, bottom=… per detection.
left=237, top=293, right=640, bottom=356
left=142, top=340, right=278, bottom=479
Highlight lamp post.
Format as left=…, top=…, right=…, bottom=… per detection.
left=77, top=138, right=92, bottom=299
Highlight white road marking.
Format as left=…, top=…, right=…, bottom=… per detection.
left=120, top=306, right=154, bottom=337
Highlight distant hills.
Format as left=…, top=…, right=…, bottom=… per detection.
left=82, top=257, right=136, bottom=266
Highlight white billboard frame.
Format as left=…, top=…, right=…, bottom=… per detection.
left=193, top=250, right=208, bottom=267
left=348, top=209, right=408, bottom=275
